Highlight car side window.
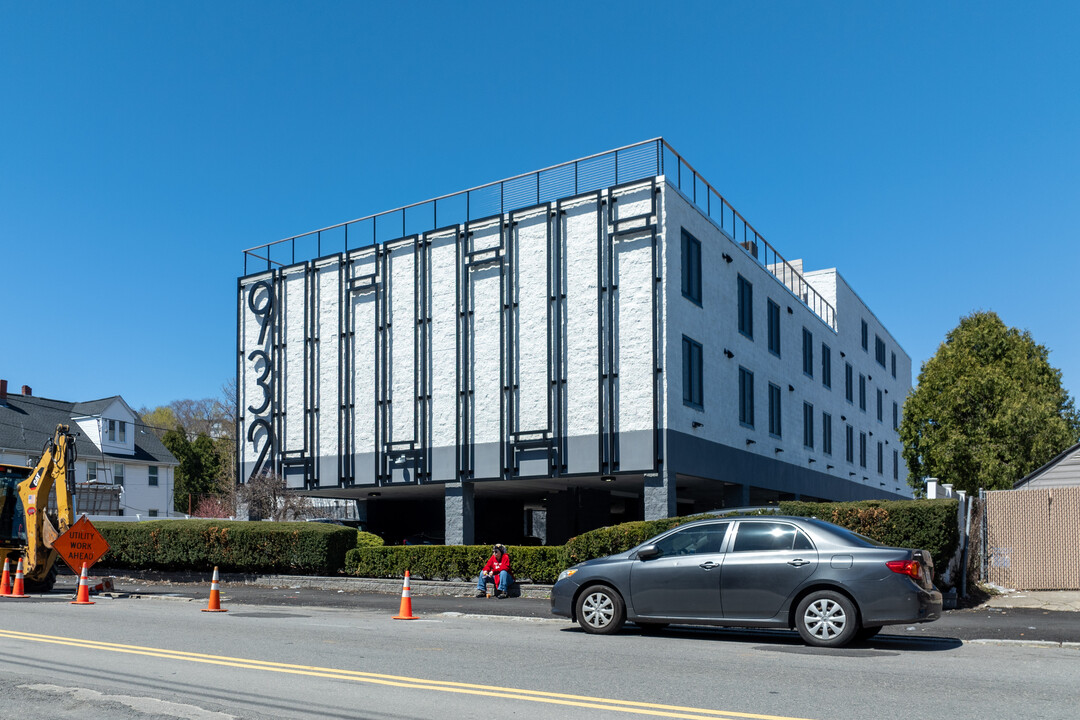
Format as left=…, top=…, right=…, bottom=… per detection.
left=794, top=530, right=814, bottom=550
left=653, top=523, right=729, bottom=557
left=731, top=522, right=803, bottom=552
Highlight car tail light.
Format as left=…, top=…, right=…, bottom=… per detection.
left=886, top=559, right=922, bottom=580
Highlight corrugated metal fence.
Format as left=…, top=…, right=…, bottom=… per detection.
left=983, top=486, right=1080, bottom=590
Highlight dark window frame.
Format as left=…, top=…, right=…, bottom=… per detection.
left=682, top=335, right=704, bottom=410
left=802, top=328, right=814, bottom=377
left=737, top=274, right=753, bottom=339
left=821, top=343, right=832, bottom=389
left=739, top=366, right=754, bottom=428
left=822, top=412, right=833, bottom=455
left=803, top=402, right=814, bottom=448
left=681, top=229, right=702, bottom=306
left=767, top=299, right=781, bottom=357
left=768, top=383, right=782, bottom=438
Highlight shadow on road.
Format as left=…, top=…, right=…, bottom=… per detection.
left=558, top=623, right=964, bottom=653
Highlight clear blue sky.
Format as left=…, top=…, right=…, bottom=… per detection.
left=2, top=2, right=1078, bottom=411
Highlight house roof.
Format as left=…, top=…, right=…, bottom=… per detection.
left=1013, top=442, right=1080, bottom=489
left=0, top=393, right=178, bottom=466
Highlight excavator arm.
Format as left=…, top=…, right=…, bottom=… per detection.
left=16, top=424, right=77, bottom=580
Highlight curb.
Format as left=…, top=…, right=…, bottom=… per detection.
left=80, top=569, right=553, bottom=600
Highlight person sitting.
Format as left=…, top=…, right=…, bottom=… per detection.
left=475, top=543, right=512, bottom=598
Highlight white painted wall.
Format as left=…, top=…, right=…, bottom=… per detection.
left=661, top=181, right=912, bottom=495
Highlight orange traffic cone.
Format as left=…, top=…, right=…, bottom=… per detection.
left=202, top=566, right=227, bottom=612
left=8, top=558, right=29, bottom=599
left=0, top=558, right=11, bottom=596
left=392, top=569, right=418, bottom=620
left=71, top=563, right=95, bottom=605
left=91, top=577, right=115, bottom=594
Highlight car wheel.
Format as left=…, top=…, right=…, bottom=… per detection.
left=637, top=622, right=669, bottom=635
left=796, top=591, right=857, bottom=648
left=855, top=625, right=882, bottom=642
left=576, top=585, right=625, bottom=635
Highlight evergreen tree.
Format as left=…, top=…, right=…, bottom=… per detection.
left=900, top=311, right=1079, bottom=495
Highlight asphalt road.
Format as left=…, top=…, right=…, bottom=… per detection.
left=53, top=572, right=1080, bottom=645
left=2, top=590, right=1078, bottom=720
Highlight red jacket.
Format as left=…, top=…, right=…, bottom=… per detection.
left=482, top=552, right=511, bottom=577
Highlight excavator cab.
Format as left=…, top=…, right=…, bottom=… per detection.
left=0, top=426, right=77, bottom=592
left=1, top=464, right=32, bottom=556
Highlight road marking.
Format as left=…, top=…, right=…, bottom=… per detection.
left=0, top=629, right=816, bottom=720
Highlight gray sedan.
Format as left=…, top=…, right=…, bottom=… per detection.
left=550, top=516, right=942, bottom=647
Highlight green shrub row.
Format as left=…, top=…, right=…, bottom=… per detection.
left=98, top=520, right=357, bottom=575
left=345, top=545, right=562, bottom=584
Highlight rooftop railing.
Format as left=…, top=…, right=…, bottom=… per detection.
left=242, top=138, right=836, bottom=329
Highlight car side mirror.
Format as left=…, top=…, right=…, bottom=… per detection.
left=637, top=544, right=661, bottom=561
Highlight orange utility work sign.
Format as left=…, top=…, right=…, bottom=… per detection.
left=52, top=516, right=111, bottom=574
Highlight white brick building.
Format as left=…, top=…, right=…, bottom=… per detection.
left=238, top=139, right=911, bottom=545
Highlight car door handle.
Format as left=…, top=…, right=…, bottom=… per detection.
left=788, top=559, right=811, bottom=567
left=699, top=561, right=720, bottom=570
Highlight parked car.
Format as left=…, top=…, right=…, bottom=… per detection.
left=550, top=516, right=942, bottom=648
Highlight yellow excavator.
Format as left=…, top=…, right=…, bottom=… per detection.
left=0, top=424, right=77, bottom=592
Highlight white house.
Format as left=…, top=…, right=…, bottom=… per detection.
left=0, top=381, right=178, bottom=517
left=237, top=139, right=912, bottom=544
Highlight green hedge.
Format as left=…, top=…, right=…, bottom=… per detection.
left=345, top=545, right=562, bottom=584
left=779, top=500, right=960, bottom=585
left=98, top=520, right=356, bottom=575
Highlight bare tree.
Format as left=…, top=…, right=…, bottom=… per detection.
left=238, top=472, right=317, bottom=522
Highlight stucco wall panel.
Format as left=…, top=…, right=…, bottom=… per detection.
left=314, top=260, right=341, bottom=485
left=512, top=207, right=550, bottom=438
left=348, top=248, right=378, bottom=485
left=428, top=229, right=459, bottom=481
left=561, top=197, right=601, bottom=474
left=613, top=228, right=656, bottom=470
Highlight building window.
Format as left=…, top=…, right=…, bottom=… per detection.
left=893, top=450, right=899, bottom=480
left=861, top=319, right=869, bottom=352
left=683, top=336, right=703, bottom=409
left=877, top=442, right=884, bottom=475
left=875, top=336, right=886, bottom=368
left=802, top=328, right=814, bottom=377
left=149, top=509, right=159, bottom=517
left=845, top=363, right=854, bottom=403
left=768, top=383, right=782, bottom=437
left=859, top=433, right=867, bottom=468
left=767, top=299, right=780, bottom=357
left=859, top=374, right=867, bottom=411
left=119, top=421, right=126, bottom=443
left=738, top=367, right=754, bottom=428
left=821, top=344, right=832, bottom=389
left=87, top=461, right=97, bottom=482
left=877, top=389, right=883, bottom=422
left=803, top=402, right=814, bottom=448
left=108, top=419, right=116, bottom=442
left=149, top=466, right=159, bottom=487
left=113, top=463, right=125, bottom=486
left=681, top=229, right=701, bottom=305
left=891, top=351, right=897, bottom=379
left=893, top=401, right=899, bottom=430
left=845, top=425, right=854, bottom=463
left=822, top=412, right=833, bottom=455
left=737, top=275, right=753, bottom=339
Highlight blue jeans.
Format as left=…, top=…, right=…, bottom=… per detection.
left=477, top=571, right=510, bottom=593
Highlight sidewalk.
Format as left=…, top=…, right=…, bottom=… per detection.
left=983, top=589, right=1080, bottom=613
